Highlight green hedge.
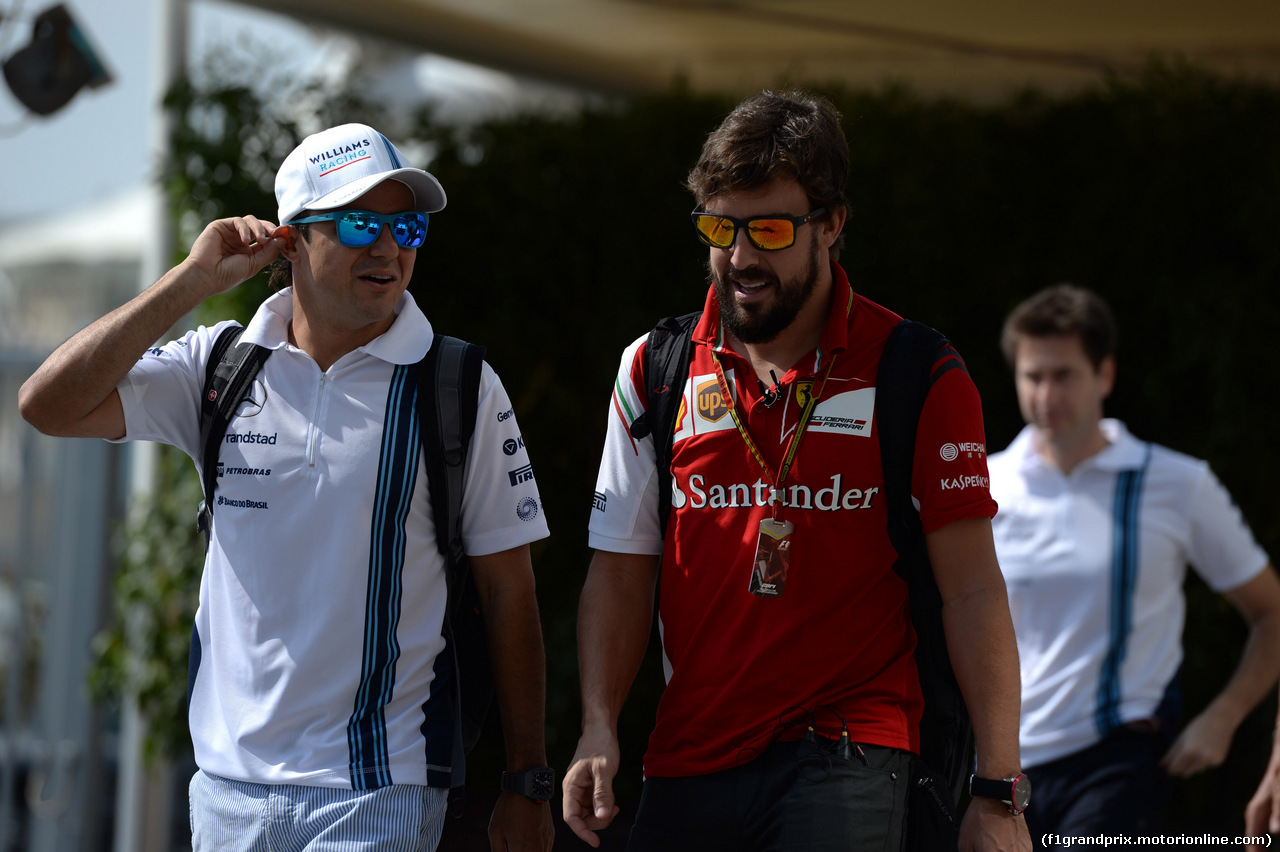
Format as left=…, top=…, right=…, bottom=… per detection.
left=100, top=62, right=1280, bottom=833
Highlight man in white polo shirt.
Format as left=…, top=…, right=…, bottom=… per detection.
left=19, top=124, right=554, bottom=851
left=990, top=284, right=1280, bottom=845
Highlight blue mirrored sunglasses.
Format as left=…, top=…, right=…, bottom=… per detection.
left=288, top=210, right=429, bottom=248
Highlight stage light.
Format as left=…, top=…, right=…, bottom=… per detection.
left=2, top=4, right=112, bottom=117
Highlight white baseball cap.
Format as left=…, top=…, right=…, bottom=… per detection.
left=275, top=123, right=447, bottom=224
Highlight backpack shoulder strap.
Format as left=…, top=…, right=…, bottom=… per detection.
left=415, top=334, right=486, bottom=600
left=875, top=318, right=973, bottom=808
left=197, top=324, right=271, bottom=540
left=414, top=334, right=486, bottom=814
left=415, top=334, right=486, bottom=610
left=631, top=310, right=700, bottom=537
left=876, top=319, right=967, bottom=579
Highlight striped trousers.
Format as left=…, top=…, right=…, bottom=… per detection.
left=189, top=770, right=448, bottom=852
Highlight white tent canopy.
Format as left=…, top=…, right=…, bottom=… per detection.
left=0, top=188, right=151, bottom=268
left=233, top=0, right=1280, bottom=99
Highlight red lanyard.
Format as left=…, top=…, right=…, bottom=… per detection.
left=708, top=345, right=834, bottom=521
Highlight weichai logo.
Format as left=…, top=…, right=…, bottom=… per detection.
left=696, top=380, right=728, bottom=423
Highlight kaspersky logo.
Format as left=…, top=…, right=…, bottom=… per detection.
left=696, top=380, right=728, bottom=423
left=941, top=474, right=990, bottom=491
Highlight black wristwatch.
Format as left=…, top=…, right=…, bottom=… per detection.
left=501, top=766, right=555, bottom=802
left=969, top=773, right=1031, bottom=815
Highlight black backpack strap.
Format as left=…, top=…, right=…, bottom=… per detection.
left=414, top=334, right=486, bottom=817
left=197, top=324, right=271, bottom=543
left=631, top=310, right=700, bottom=537
left=875, top=318, right=973, bottom=810
left=417, top=335, right=485, bottom=597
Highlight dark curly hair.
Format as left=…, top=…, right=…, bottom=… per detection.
left=686, top=90, right=849, bottom=259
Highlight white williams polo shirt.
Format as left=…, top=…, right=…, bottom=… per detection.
left=990, top=419, right=1267, bottom=768
left=115, top=291, right=549, bottom=789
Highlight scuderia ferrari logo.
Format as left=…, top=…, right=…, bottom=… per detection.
left=795, top=381, right=813, bottom=408
left=808, top=387, right=876, bottom=436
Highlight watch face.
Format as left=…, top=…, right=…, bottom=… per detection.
left=1011, top=775, right=1032, bottom=811
left=530, top=769, right=554, bottom=800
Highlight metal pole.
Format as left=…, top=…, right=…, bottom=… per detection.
left=26, top=434, right=118, bottom=852
left=0, top=357, right=41, bottom=852
left=112, top=0, right=186, bottom=849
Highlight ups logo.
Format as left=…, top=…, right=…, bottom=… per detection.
left=696, top=380, right=728, bottom=422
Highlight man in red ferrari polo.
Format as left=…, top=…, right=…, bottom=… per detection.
left=562, top=90, right=1031, bottom=852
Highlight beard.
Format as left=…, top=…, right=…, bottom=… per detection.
left=711, top=230, right=822, bottom=345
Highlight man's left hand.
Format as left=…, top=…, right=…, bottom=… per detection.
left=488, top=791, right=554, bottom=852
left=1159, top=707, right=1235, bottom=778
left=959, top=796, right=1031, bottom=852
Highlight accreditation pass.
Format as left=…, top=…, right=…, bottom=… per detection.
left=749, top=518, right=794, bottom=598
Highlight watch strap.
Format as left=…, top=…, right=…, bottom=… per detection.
left=969, top=773, right=1030, bottom=815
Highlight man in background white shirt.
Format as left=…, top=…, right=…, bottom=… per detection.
left=989, top=284, right=1280, bottom=846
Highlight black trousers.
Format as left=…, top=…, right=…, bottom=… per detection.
left=626, top=738, right=910, bottom=852
left=1025, top=726, right=1173, bottom=849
